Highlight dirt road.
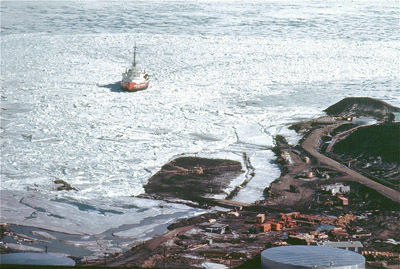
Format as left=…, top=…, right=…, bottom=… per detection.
left=302, top=125, right=400, bottom=203
left=105, top=225, right=195, bottom=267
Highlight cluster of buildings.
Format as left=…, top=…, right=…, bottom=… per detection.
left=196, top=198, right=398, bottom=269
left=319, top=183, right=350, bottom=206
left=251, top=211, right=335, bottom=236
left=249, top=209, right=368, bottom=268
left=251, top=212, right=300, bottom=233
left=334, top=112, right=400, bottom=125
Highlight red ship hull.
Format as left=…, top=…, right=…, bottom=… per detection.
left=121, top=81, right=149, bottom=91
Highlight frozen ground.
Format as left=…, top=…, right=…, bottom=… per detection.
left=1, top=0, right=399, bottom=258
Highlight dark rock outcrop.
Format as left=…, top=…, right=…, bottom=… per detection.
left=324, top=97, right=400, bottom=119
left=54, top=179, right=76, bottom=191
left=144, top=157, right=242, bottom=203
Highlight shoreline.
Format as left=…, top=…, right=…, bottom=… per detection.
left=2, top=97, right=400, bottom=268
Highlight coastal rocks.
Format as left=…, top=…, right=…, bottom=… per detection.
left=54, top=179, right=76, bottom=191
left=144, top=157, right=242, bottom=204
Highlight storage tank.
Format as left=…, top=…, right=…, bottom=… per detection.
left=261, top=245, right=365, bottom=269
left=352, top=117, right=377, bottom=126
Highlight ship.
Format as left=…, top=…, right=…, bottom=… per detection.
left=121, top=44, right=149, bottom=91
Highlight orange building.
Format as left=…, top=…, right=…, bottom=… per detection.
left=260, top=223, right=271, bottom=232
left=271, top=223, right=282, bottom=231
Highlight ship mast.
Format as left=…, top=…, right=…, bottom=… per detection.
left=132, top=43, right=137, bottom=67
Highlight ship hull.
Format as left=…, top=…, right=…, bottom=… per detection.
left=121, top=81, right=149, bottom=91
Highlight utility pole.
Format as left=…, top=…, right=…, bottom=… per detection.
left=163, top=247, right=166, bottom=269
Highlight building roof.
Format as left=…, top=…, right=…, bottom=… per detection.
left=261, top=245, right=365, bottom=268
left=318, top=241, right=363, bottom=248
left=209, top=223, right=228, bottom=228
left=323, top=183, right=345, bottom=188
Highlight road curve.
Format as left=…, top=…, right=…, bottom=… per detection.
left=302, top=126, right=400, bottom=203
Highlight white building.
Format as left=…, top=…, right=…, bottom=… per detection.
left=317, top=241, right=363, bottom=254
left=321, top=183, right=350, bottom=195
left=352, top=117, right=377, bottom=126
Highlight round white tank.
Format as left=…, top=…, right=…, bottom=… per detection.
left=352, top=117, right=377, bottom=126
left=261, top=245, right=365, bottom=269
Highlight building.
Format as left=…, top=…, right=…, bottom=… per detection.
left=321, top=183, right=350, bottom=195
left=261, top=245, right=365, bottom=269
left=317, top=241, right=363, bottom=254
left=256, top=214, right=265, bottom=224
left=228, top=211, right=239, bottom=217
left=271, top=223, right=282, bottom=231
left=280, top=212, right=300, bottom=220
left=260, top=223, right=271, bottom=232
left=352, top=117, right=377, bottom=126
left=388, top=112, right=400, bottom=123
left=338, top=196, right=349, bottom=206
left=329, top=227, right=349, bottom=238
left=286, top=234, right=314, bottom=245
left=205, top=223, right=227, bottom=234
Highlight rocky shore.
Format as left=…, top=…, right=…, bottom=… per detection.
left=1, top=97, right=399, bottom=268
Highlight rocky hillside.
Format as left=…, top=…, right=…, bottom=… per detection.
left=324, top=97, right=400, bottom=119
left=333, top=125, right=400, bottom=164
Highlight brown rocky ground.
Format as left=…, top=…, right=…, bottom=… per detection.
left=142, top=156, right=243, bottom=207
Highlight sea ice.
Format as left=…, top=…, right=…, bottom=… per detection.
left=1, top=0, right=399, bottom=255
